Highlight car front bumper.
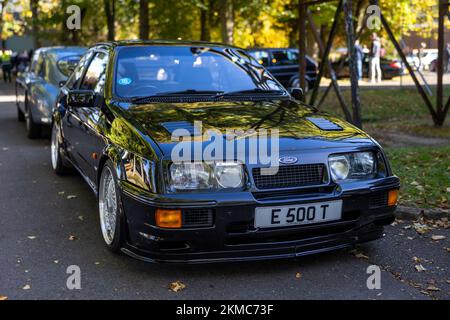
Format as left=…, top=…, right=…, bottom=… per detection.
left=119, top=176, right=400, bottom=263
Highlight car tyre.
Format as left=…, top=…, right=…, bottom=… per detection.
left=51, top=122, right=70, bottom=175
left=98, top=160, right=126, bottom=253
left=25, top=96, right=42, bottom=139
left=17, top=105, right=25, bottom=122
left=290, top=77, right=309, bottom=93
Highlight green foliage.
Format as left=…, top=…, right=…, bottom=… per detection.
left=386, top=146, right=450, bottom=208
left=2, top=0, right=439, bottom=50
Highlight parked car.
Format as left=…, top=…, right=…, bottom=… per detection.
left=52, top=41, right=399, bottom=263
left=15, top=46, right=86, bottom=138
left=331, top=54, right=404, bottom=80
left=247, top=48, right=317, bottom=90
left=406, top=50, right=439, bottom=71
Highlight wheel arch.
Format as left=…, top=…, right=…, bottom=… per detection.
left=97, top=145, right=125, bottom=193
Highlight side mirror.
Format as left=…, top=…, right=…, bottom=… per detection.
left=67, top=90, right=96, bottom=108
left=289, top=88, right=304, bottom=101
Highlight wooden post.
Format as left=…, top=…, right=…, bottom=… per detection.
left=343, top=0, right=361, bottom=128
left=309, top=0, right=343, bottom=106
left=299, top=0, right=307, bottom=99
left=436, top=0, right=446, bottom=126
left=307, top=10, right=352, bottom=121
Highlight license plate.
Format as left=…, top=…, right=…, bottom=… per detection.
left=254, top=200, right=343, bottom=228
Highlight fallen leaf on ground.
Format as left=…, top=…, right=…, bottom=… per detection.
left=58, top=191, right=65, bottom=195
left=295, top=272, right=302, bottom=279
left=412, top=256, right=421, bottom=263
left=431, top=235, right=446, bottom=241
left=27, top=236, right=36, bottom=240
left=78, top=216, right=84, bottom=221
left=22, top=284, right=31, bottom=290
left=169, top=281, right=186, bottom=293
left=349, top=249, right=369, bottom=260
left=415, top=264, right=427, bottom=272
left=420, top=290, right=431, bottom=296
left=54, top=260, right=59, bottom=264
left=0, top=296, right=7, bottom=300
left=426, top=286, right=441, bottom=292
left=66, top=195, right=77, bottom=200
left=68, top=235, right=77, bottom=241
left=413, top=223, right=432, bottom=235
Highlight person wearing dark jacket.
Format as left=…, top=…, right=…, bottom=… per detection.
left=354, top=40, right=364, bottom=80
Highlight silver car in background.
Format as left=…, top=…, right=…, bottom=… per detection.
left=15, top=46, right=86, bottom=138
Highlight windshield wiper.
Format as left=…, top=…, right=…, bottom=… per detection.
left=155, top=89, right=225, bottom=96
left=215, top=88, right=286, bottom=98
left=130, top=90, right=225, bottom=103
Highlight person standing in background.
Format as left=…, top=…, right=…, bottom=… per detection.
left=417, top=42, right=426, bottom=71
left=444, top=43, right=450, bottom=73
left=0, top=50, right=13, bottom=83
left=354, top=40, right=364, bottom=81
left=369, top=33, right=382, bottom=83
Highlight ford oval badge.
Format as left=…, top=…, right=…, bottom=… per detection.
left=279, top=156, right=298, bottom=165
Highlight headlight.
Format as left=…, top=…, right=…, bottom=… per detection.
left=328, top=152, right=376, bottom=181
left=214, top=162, right=244, bottom=188
left=168, top=162, right=245, bottom=192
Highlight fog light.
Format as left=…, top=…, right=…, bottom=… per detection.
left=388, top=190, right=399, bottom=206
left=156, top=209, right=182, bottom=228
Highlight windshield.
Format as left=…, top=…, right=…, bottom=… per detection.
left=114, top=45, right=285, bottom=98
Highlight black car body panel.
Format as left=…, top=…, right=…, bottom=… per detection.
left=247, top=48, right=318, bottom=89
left=53, top=40, right=399, bottom=263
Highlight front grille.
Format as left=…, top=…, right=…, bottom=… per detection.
left=182, top=209, right=214, bottom=228
left=369, top=192, right=388, bottom=208
left=252, top=164, right=326, bottom=190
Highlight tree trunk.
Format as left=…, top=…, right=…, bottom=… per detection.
left=298, top=0, right=307, bottom=96
left=139, top=0, right=149, bottom=40
left=30, top=0, right=39, bottom=47
left=103, top=0, right=116, bottom=41
left=0, top=0, right=9, bottom=49
left=219, top=0, right=234, bottom=44
left=200, top=0, right=210, bottom=41
left=343, top=0, right=362, bottom=128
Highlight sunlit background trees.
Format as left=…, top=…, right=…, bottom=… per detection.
left=0, top=0, right=443, bottom=56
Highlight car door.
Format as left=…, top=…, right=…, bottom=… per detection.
left=67, top=51, right=110, bottom=185
left=15, top=54, right=36, bottom=115
left=27, top=52, right=48, bottom=121
left=62, top=51, right=94, bottom=169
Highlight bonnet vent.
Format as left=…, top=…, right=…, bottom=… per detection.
left=307, top=117, right=343, bottom=131
left=161, top=121, right=202, bottom=136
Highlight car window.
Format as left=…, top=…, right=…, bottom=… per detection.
left=115, top=46, right=283, bottom=98
left=35, top=53, right=45, bottom=78
left=65, top=51, right=94, bottom=90
left=248, top=50, right=270, bottom=66
left=79, top=52, right=108, bottom=93
left=29, top=51, right=40, bottom=74
left=271, top=50, right=298, bottom=66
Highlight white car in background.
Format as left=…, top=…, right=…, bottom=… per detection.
left=407, top=49, right=438, bottom=71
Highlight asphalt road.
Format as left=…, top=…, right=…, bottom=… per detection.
left=0, top=82, right=449, bottom=300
